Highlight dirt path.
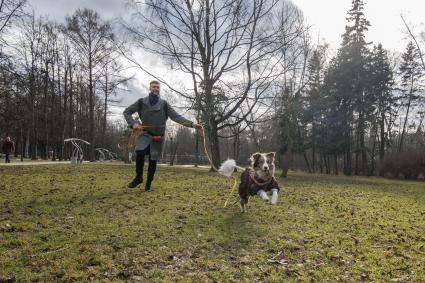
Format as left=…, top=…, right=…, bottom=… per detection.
left=0, top=160, right=211, bottom=169
left=0, top=160, right=73, bottom=166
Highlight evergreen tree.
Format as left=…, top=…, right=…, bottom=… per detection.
left=303, top=47, right=327, bottom=172
left=326, top=0, right=372, bottom=175
left=398, top=41, right=424, bottom=152
left=367, top=44, right=394, bottom=162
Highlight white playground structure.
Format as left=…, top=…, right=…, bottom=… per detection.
left=95, top=148, right=118, bottom=161
left=64, top=138, right=90, bottom=164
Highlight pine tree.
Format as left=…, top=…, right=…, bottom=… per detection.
left=303, top=47, right=327, bottom=172
left=327, top=0, right=372, bottom=175
left=398, top=41, right=424, bottom=152
left=367, top=44, right=394, bottom=162
left=321, top=57, right=347, bottom=174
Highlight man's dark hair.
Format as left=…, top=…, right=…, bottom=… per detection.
left=150, top=80, right=160, bottom=85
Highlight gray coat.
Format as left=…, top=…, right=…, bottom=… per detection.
left=123, top=95, right=193, bottom=160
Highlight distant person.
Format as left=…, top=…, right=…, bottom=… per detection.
left=123, top=80, right=203, bottom=191
left=2, top=134, right=15, bottom=163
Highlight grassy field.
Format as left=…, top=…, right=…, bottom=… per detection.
left=1, top=164, right=424, bottom=282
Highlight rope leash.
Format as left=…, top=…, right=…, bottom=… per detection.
left=223, top=176, right=238, bottom=208
left=197, top=124, right=239, bottom=208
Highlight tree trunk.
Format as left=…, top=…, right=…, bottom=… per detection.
left=20, top=128, right=24, bottom=161
left=88, top=55, right=95, bottom=161
left=43, top=61, right=49, bottom=160
left=354, top=120, right=360, bottom=175
left=334, top=154, right=338, bottom=175
left=29, top=62, right=37, bottom=160
left=370, top=127, right=377, bottom=176
left=344, top=117, right=352, bottom=175
left=206, top=118, right=221, bottom=170
left=69, top=61, right=74, bottom=138
left=311, top=123, right=316, bottom=172
left=281, top=145, right=293, bottom=178
left=61, top=63, right=69, bottom=160
left=324, top=155, right=330, bottom=174
left=379, top=109, right=386, bottom=160
left=102, top=65, right=108, bottom=146
left=303, top=151, right=311, bottom=173
left=360, top=114, right=367, bottom=175
left=169, top=137, right=178, bottom=166
left=399, top=84, right=414, bottom=152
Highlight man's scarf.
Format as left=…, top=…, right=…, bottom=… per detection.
left=149, top=93, right=159, bottom=105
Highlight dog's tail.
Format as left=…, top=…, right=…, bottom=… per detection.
left=218, top=159, right=245, bottom=178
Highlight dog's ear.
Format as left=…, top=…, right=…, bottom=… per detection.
left=250, top=152, right=261, bottom=166
left=266, top=152, right=276, bottom=160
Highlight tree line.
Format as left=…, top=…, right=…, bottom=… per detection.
left=0, top=0, right=127, bottom=161
left=274, top=0, right=424, bottom=176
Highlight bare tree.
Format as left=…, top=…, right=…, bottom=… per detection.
left=65, top=8, right=116, bottom=161
left=401, top=15, right=425, bottom=71
left=398, top=42, right=424, bottom=152
left=96, top=57, right=130, bottom=146
left=0, top=0, right=26, bottom=36
left=17, top=13, right=43, bottom=159
left=121, top=0, right=306, bottom=168
left=1, top=7, right=127, bottom=162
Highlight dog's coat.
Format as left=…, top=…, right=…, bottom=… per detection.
left=238, top=167, right=280, bottom=201
left=219, top=152, right=280, bottom=212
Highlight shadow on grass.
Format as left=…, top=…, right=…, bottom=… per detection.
left=215, top=208, right=265, bottom=252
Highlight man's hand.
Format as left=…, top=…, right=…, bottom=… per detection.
left=132, top=124, right=144, bottom=131
left=192, top=123, right=204, bottom=134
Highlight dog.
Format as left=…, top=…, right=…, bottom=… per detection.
left=219, top=152, right=280, bottom=212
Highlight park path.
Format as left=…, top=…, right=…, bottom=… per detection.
left=0, top=160, right=73, bottom=166
left=0, top=160, right=211, bottom=169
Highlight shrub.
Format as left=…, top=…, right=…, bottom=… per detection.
left=378, top=151, right=425, bottom=179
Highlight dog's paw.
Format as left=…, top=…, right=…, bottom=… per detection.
left=257, top=190, right=269, bottom=201
left=271, top=192, right=278, bottom=205
left=240, top=204, right=247, bottom=213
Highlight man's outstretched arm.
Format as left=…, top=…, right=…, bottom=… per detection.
left=166, top=103, right=193, bottom=127
left=166, top=103, right=203, bottom=132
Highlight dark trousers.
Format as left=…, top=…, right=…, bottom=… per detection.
left=135, top=146, right=157, bottom=189
left=5, top=154, right=10, bottom=163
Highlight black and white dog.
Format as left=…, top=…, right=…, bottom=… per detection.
left=219, top=152, right=280, bottom=212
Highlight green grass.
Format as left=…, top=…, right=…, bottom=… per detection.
left=1, top=164, right=424, bottom=282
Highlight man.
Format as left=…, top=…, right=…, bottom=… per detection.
left=2, top=134, right=15, bottom=164
left=123, top=80, right=203, bottom=191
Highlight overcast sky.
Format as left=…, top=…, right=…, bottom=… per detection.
left=30, top=0, right=126, bottom=23
left=291, top=0, right=424, bottom=53
left=28, top=0, right=424, bottom=118
left=30, top=0, right=424, bottom=53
